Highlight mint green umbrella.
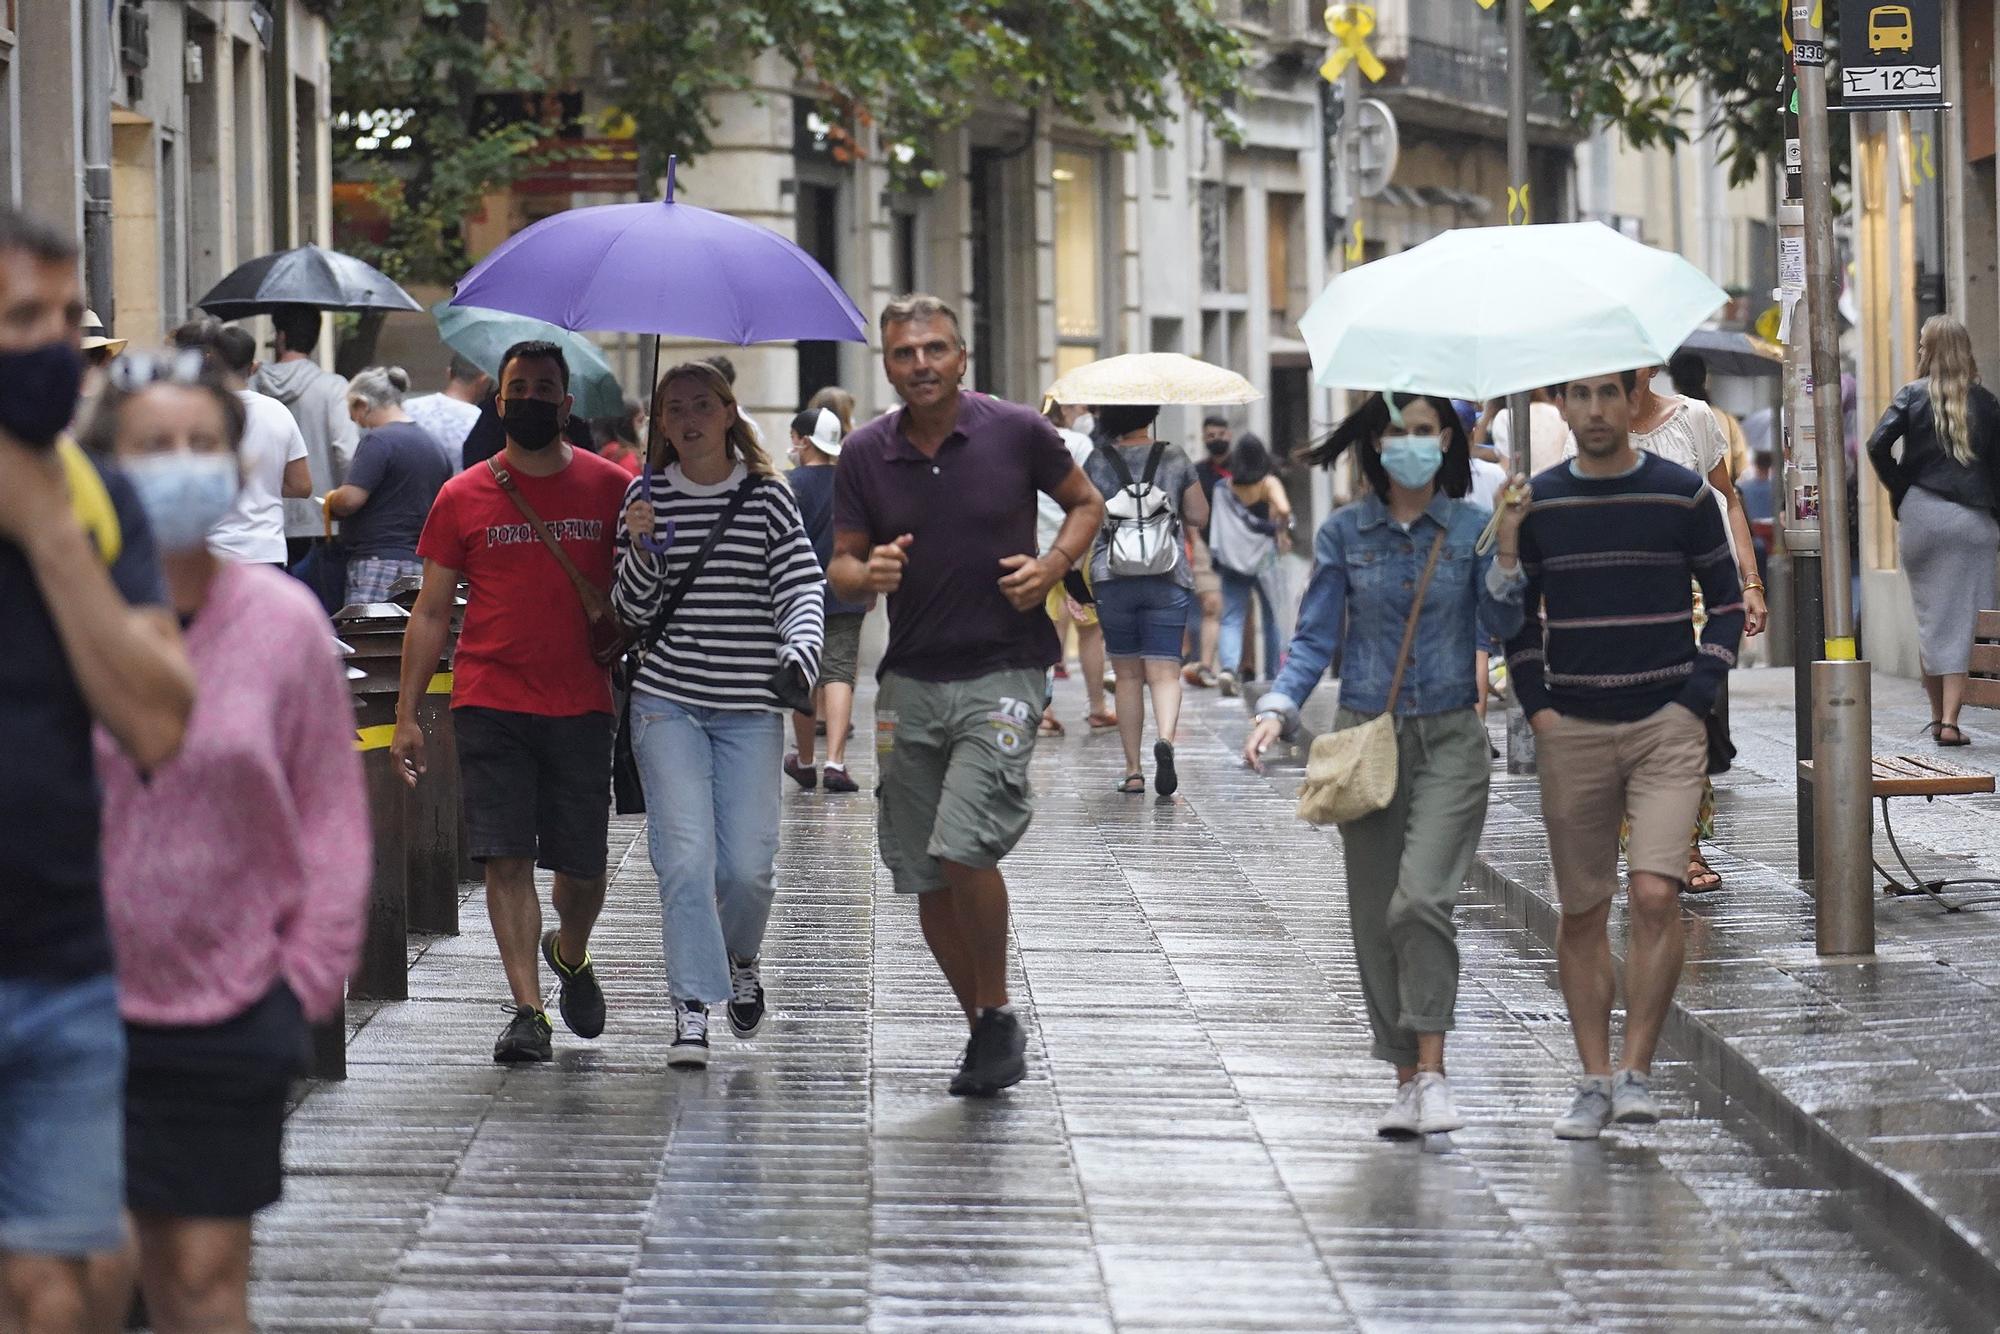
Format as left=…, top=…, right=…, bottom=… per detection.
left=431, top=301, right=626, bottom=418
left=1299, top=222, right=1729, bottom=401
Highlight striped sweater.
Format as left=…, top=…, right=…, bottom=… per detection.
left=611, top=464, right=826, bottom=711
left=1502, top=452, right=1744, bottom=722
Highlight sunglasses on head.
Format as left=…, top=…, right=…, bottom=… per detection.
left=105, top=348, right=209, bottom=393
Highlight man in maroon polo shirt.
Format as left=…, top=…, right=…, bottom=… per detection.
left=831, top=294, right=1104, bottom=1096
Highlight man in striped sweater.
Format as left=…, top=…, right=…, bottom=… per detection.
left=1491, top=369, right=1745, bottom=1141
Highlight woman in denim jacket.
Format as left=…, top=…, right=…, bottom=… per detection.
left=1244, top=393, right=1527, bottom=1139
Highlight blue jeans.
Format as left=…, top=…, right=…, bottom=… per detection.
left=631, top=693, right=784, bottom=1004
left=0, top=972, right=124, bottom=1255
left=1218, top=567, right=1280, bottom=678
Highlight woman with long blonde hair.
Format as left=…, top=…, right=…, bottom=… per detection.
left=613, top=361, right=825, bottom=1066
left=1867, top=314, right=2000, bottom=744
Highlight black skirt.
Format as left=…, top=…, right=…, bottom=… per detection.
left=124, top=981, right=308, bottom=1218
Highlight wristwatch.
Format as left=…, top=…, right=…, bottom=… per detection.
left=1254, top=710, right=1283, bottom=727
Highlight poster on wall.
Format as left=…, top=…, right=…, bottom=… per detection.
left=1837, top=0, right=1947, bottom=110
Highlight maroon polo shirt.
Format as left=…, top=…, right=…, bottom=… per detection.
left=834, top=392, right=1080, bottom=682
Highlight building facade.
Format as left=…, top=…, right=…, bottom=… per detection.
left=2, top=0, right=334, bottom=352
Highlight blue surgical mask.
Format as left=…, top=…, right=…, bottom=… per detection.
left=1379, top=434, right=1444, bottom=489
left=123, top=452, right=240, bottom=552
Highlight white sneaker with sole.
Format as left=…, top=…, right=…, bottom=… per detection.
left=1376, top=1079, right=1423, bottom=1139
left=1415, top=1071, right=1465, bottom=1134
left=1553, top=1076, right=1614, bottom=1140
left=668, top=1001, right=710, bottom=1069
left=1611, top=1069, right=1661, bottom=1125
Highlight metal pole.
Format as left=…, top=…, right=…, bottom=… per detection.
left=1794, top=3, right=1874, bottom=954
left=80, top=0, right=114, bottom=325
left=1503, top=0, right=1537, bottom=776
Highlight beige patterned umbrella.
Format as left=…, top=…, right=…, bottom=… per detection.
left=1044, top=353, right=1262, bottom=406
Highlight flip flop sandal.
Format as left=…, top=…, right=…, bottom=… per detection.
left=1116, top=773, right=1147, bottom=795
left=1939, top=724, right=1972, bottom=747
left=1685, top=858, right=1723, bottom=893
left=1039, top=716, right=1066, bottom=737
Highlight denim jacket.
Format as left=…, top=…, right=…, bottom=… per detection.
left=1258, top=492, right=1525, bottom=731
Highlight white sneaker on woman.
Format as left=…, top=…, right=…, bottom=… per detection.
left=1415, top=1071, right=1465, bottom=1134
left=1376, top=1079, right=1423, bottom=1139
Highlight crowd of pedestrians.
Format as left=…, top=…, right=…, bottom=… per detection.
left=20, top=172, right=1977, bottom=1329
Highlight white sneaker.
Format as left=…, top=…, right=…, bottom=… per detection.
left=1553, top=1076, right=1614, bottom=1140
left=668, top=1001, right=710, bottom=1069
left=1415, top=1071, right=1465, bottom=1134
left=1611, top=1069, right=1661, bottom=1125
left=1376, top=1079, right=1423, bottom=1139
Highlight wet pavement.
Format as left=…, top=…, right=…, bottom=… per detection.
left=1466, top=666, right=2000, bottom=1317
left=251, top=671, right=1984, bottom=1331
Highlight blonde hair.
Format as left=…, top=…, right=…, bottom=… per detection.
left=806, top=385, right=855, bottom=437
left=1919, top=315, right=1980, bottom=466
left=650, top=361, right=776, bottom=476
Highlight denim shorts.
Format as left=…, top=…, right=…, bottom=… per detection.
left=0, top=971, right=124, bottom=1255
left=1092, top=576, right=1193, bottom=661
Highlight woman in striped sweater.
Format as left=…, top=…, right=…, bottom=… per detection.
left=613, top=361, right=826, bottom=1068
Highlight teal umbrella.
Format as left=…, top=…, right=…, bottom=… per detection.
left=1298, top=222, right=1729, bottom=402
left=430, top=301, right=626, bottom=418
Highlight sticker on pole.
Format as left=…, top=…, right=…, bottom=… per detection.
left=1838, top=0, right=1944, bottom=109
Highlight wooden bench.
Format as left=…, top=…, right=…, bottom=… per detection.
left=1799, top=754, right=1999, bottom=911
left=1971, top=612, right=2000, bottom=710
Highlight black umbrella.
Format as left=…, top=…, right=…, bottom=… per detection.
left=196, top=244, right=423, bottom=319
left=1676, top=328, right=1785, bottom=379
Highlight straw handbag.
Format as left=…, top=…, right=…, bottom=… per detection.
left=1296, top=530, right=1447, bottom=826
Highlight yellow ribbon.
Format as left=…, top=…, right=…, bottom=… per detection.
left=1345, top=219, right=1366, bottom=264
left=1507, top=183, right=1531, bottom=225
left=1321, top=4, right=1387, bottom=83
left=355, top=724, right=397, bottom=752
left=1475, top=0, right=1555, bottom=9
left=427, top=671, right=453, bottom=695
left=1824, top=636, right=1857, bottom=662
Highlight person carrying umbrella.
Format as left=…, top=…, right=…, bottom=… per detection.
left=253, top=309, right=358, bottom=574
left=829, top=294, right=1105, bottom=1097
left=1245, top=393, right=1528, bottom=1138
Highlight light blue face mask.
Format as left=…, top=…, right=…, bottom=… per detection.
left=123, top=452, right=240, bottom=552
left=1379, top=433, right=1444, bottom=489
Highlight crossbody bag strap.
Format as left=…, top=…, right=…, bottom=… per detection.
left=633, top=477, right=761, bottom=660
left=486, top=458, right=602, bottom=606
left=1382, top=528, right=1449, bottom=715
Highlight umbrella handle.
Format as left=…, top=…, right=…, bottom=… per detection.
left=636, top=462, right=672, bottom=554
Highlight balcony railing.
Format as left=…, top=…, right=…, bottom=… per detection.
left=1396, top=35, right=1566, bottom=120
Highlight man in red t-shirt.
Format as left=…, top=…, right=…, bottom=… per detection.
left=391, top=340, right=630, bottom=1063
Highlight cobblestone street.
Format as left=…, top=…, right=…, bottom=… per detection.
left=251, top=674, right=1985, bottom=1332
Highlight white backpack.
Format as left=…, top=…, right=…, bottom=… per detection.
left=1099, top=442, right=1181, bottom=578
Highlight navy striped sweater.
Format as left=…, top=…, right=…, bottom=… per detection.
left=1504, top=453, right=1744, bottom=722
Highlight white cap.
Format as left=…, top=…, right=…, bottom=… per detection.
left=807, top=406, right=843, bottom=456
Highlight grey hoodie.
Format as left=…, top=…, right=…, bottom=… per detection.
left=254, top=358, right=359, bottom=539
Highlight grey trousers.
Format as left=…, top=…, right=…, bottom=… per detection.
left=1333, top=707, right=1492, bottom=1067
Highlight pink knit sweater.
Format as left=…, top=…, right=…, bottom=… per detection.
left=97, top=563, right=369, bottom=1026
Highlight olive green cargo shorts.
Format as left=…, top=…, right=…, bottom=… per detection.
left=874, top=668, right=1044, bottom=894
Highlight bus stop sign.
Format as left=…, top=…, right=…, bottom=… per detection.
left=1838, top=0, right=1945, bottom=110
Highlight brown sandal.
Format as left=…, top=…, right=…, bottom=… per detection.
left=1685, top=855, right=1723, bottom=893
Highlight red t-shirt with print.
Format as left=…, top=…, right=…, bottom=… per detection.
left=416, top=449, right=630, bottom=717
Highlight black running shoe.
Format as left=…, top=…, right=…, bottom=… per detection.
left=950, top=1007, right=1028, bottom=1096
left=1154, top=739, right=1179, bottom=797
left=494, top=1005, right=552, bottom=1063
left=541, top=930, right=606, bottom=1039
left=727, top=956, right=766, bottom=1037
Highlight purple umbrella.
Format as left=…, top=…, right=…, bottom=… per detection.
left=451, top=158, right=867, bottom=345
left=453, top=157, right=867, bottom=551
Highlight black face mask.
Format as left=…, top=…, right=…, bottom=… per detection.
left=0, top=342, right=84, bottom=448
left=502, top=398, right=563, bottom=452
left=1205, top=438, right=1230, bottom=458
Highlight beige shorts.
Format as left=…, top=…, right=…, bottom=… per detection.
left=1535, top=702, right=1709, bottom=914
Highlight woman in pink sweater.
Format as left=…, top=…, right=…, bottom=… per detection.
left=85, top=353, right=369, bottom=1333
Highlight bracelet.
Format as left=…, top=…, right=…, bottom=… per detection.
left=1743, top=579, right=1765, bottom=592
